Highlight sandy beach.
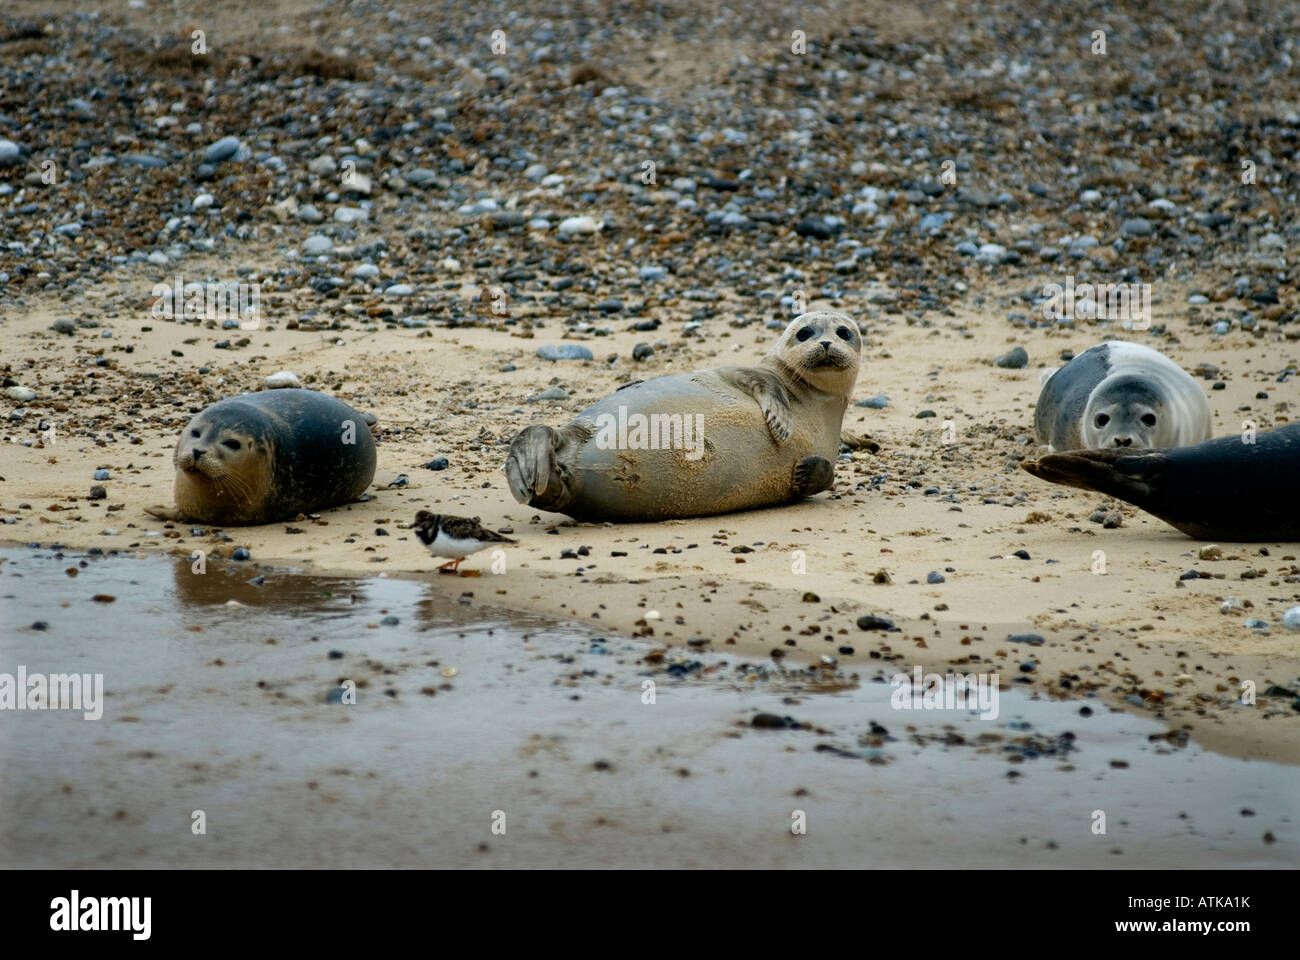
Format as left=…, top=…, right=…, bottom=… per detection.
left=0, top=0, right=1297, bottom=871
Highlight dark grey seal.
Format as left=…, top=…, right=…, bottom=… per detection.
left=1022, top=423, right=1300, bottom=541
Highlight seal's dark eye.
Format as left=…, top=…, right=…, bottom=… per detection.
left=222, top=439, right=241, bottom=451
left=1095, top=414, right=1110, bottom=427
left=795, top=327, right=813, bottom=342
left=1141, top=413, right=1156, bottom=427
left=191, top=429, right=201, bottom=437
left=836, top=326, right=853, bottom=341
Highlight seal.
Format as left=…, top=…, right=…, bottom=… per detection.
left=504, top=310, right=862, bottom=521
left=1033, top=341, right=1211, bottom=451
left=145, top=388, right=377, bottom=525
left=1022, top=423, right=1300, bottom=541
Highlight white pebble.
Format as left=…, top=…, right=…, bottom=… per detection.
left=558, top=216, right=598, bottom=236
left=264, top=371, right=301, bottom=389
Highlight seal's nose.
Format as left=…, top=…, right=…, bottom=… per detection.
left=819, top=340, right=832, bottom=351
left=192, top=447, right=207, bottom=460
left=1112, top=436, right=1134, bottom=447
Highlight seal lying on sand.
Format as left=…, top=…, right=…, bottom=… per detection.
left=1034, top=341, right=1211, bottom=451
left=1022, top=423, right=1300, bottom=541
left=504, top=311, right=862, bottom=521
left=146, top=388, right=377, bottom=525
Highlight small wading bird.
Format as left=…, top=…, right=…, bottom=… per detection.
left=411, top=510, right=517, bottom=572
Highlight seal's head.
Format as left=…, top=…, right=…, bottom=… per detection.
left=173, top=404, right=274, bottom=522
left=765, top=310, right=861, bottom=395
left=1082, top=375, right=1168, bottom=449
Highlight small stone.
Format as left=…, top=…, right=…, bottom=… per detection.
left=1006, top=633, right=1045, bottom=645
left=531, top=387, right=569, bottom=401
left=232, top=547, right=251, bottom=561
left=1282, top=607, right=1300, bottom=631
left=537, top=344, right=594, bottom=361
left=301, top=235, right=333, bottom=256
left=855, top=394, right=889, bottom=409
left=632, top=343, right=655, bottom=361
left=926, top=571, right=946, bottom=584
left=308, top=155, right=338, bottom=176
left=5, top=386, right=36, bottom=402
left=794, top=216, right=836, bottom=239
left=0, top=138, right=23, bottom=166
left=93, top=469, right=111, bottom=481
left=204, top=136, right=241, bottom=164
left=424, top=457, right=450, bottom=471
left=487, top=211, right=526, bottom=228
left=856, top=614, right=897, bottom=632
left=1120, top=217, right=1153, bottom=237
left=88, top=485, right=107, bottom=500
left=558, top=216, right=599, bottom=236
left=264, top=371, right=301, bottom=389
left=333, top=206, right=369, bottom=224
left=996, top=347, right=1029, bottom=369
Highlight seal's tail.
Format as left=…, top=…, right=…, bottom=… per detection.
left=1021, top=449, right=1164, bottom=503
left=504, top=425, right=568, bottom=510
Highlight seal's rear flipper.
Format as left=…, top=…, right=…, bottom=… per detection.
left=1021, top=450, right=1162, bottom=502
left=505, top=424, right=586, bottom=511
left=792, top=456, right=833, bottom=498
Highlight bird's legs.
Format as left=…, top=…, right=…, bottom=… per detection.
left=437, top=557, right=465, bottom=572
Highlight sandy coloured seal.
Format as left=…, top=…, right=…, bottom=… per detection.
left=1022, top=423, right=1300, bottom=542
left=145, top=388, right=377, bottom=525
left=504, top=311, right=862, bottom=521
left=1033, top=341, right=1211, bottom=451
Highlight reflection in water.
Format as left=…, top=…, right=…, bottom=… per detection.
left=166, top=553, right=372, bottom=615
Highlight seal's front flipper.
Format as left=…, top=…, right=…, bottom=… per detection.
left=1021, top=449, right=1162, bottom=501
left=717, top=367, right=793, bottom=443
left=145, top=504, right=186, bottom=522
left=792, top=456, right=834, bottom=498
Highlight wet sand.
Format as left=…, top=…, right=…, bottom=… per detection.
left=3, top=294, right=1299, bottom=766
left=1, top=548, right=1293, bottom=868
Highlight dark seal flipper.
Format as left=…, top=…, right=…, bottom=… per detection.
left=1022, top=424, right=1300, bottom=541
left=792, top=456, right=834, bottom=498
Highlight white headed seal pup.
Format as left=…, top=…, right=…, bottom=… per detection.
left=504, top=311, right=862, bottom=522
left=146, top=388, right=377, bottom=525
left=1022, top=423, right=1300, bottom=542
left=1034, top=341, right=1211, bottom=451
